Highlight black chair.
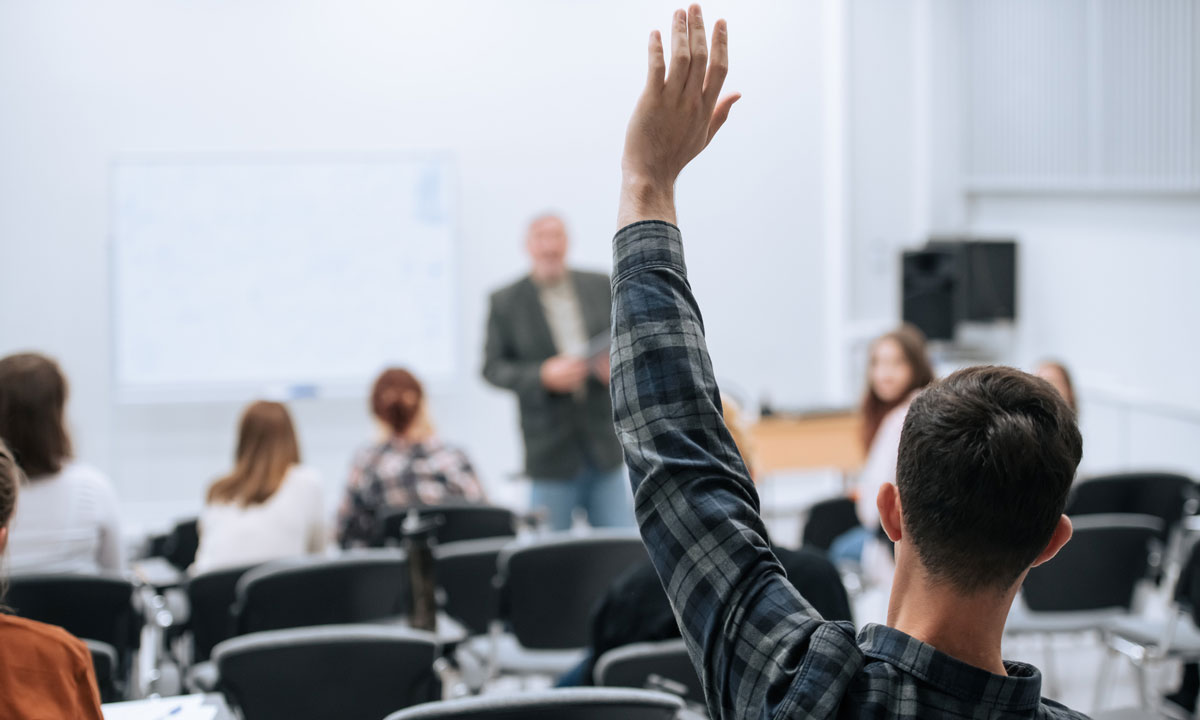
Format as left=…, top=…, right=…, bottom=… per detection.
left=233, top=551, right=409, bottom=635
left=435, top=537, right=509, bottom=636
left=382, top=688, right=683, bottom=720
left=594, top=638, right=702, bottom=706
left=214, top=625, right=440, bottom=720
left=186, top=563, right=259, bottom=664
left=376, top=504, right=517, bottom=547
left=5, top=574, right=140, bottom=688
left=162, top=517, right=200, bottom=571
left=1067, top=473, right=1197, bottom=544
left=84, top=639, right=120, bottom=703
left=1018, top=514, right=1162, bottom=616
left=800, top=496, right=862, bottom=552
left=497, top=532, right=649, bottom=651
left=1094, top=540, right=1200, bottom=713
left=1006, top=514, right=1162, bottom=698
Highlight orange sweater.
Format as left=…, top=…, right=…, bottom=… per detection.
left=0, top=613, right=103, bottom=719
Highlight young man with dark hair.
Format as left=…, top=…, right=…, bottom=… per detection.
left=609, top=6, right=1086, bottom=718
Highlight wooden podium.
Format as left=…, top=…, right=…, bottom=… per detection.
left=749, top=411, right=864, bottom=476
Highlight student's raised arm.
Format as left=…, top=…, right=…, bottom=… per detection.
left=610, top=7, right=859, bottom=720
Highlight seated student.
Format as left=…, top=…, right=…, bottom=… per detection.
left=829, top=326, right=933, bottom=571
left=336, top=368, right=484, bottom=548
left=192, top=401, right=325, bottom=573
left=608, top=8, right=1085, bottom=718
left=0, top=440, right=104, bottom=719
left=0, top=352, right=123, bottom=574
left=558, top=396, right=853, bottom=687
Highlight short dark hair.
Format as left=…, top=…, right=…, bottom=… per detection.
left=896, top=365, right=1082, bottom=593
left=0, top=353, right=73, bottom=479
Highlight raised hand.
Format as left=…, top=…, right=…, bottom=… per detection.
left=619, top=4, right=740, bottom=227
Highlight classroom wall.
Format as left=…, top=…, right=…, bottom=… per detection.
left=845, top=0, right=1200, bottom=477
left=0, top=1, right=834, bottom=533
left=965, top=195, right=1200, bottom=477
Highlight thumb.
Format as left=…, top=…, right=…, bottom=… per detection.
left=706, top=92, right=741, bottom=145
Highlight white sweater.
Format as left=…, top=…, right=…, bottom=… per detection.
left=192, top=465, right=326, bottom=574
left=855, top=398, right=914, bottom=529
left=7, top=462, right=125, bottom=575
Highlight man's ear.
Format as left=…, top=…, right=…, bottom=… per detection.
left=877, top=482, right=903, bottom=542
left=0, top=526, right=8, bottom=555
left=1030, top=514, right=1073, bottom=568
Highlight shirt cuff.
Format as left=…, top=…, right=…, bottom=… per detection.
left=612, top=220, right=686, bottom=285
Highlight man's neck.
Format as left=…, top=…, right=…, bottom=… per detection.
left=886, top=560, right=1016, bottom=676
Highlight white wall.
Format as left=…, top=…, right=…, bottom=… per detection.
left=0, top=1, right=833, bottom=534
left=965, top=195, right=1200, bottom=476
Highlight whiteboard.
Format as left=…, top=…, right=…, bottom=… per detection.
left=111, top=155, right=456, bottom=402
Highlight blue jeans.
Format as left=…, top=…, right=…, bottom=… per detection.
left=828, top=526, right=870, bottom=566
left=530, top=464, right=633, bottom=531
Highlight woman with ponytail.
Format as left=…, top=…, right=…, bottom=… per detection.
left=0, top=440, right=104, bottom=718
left=336, top=368, right=484, bottom=548
left=192, top=401, right=326, bottom=573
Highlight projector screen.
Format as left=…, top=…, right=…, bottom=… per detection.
left=111, top=155, right=456, bottom=402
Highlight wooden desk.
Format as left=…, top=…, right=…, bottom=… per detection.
left=750, top=412, right=864, bottom=476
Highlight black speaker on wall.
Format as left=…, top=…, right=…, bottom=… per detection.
left=901, top=238, right=1017, bottom=341
left=902, top=248, right=958, bottom=341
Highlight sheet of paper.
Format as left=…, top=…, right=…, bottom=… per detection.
left=102, top=694, right=218, bottom=720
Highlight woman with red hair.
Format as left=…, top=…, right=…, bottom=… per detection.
left=336, top=368, right=484, bottom=548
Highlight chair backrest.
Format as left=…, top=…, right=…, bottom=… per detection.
left=377, top=504, right=517, bottom=547
left=186, top=563, right=259, bottom=663
left=84, top=639, right=120, bottom=703
left=593, top=639, right=702, bottom=706
left=382, top=688, right=684, bottom=720
left=162, top=517, right=201, bottom=571
left=1067, top=473, right=1196, bottom=542
left=1172, top=538, right=1200, bottom=626
left=498, top=532, right=649, bottom=650
left=5, top=574, right=140, bottom=659
left=214, top=625, right=440, bottom=720
left=800, top=496, right=862, bottom=552
left=233, top=551, right=408, bottom=635
left=1022, top=514, right=1162, bottom=612
left=434, top=537, right=509, bottom=636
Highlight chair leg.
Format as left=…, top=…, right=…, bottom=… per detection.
left=1042, top=635, right=1061, bottom=700
left=1093, top=645, right=1117, bottom=713
left=1135, top=661, right=1152, bottom=710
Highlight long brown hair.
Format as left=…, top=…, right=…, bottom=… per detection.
left=207, top=401, right=300, bottom=507
left=0, top=353, right=72, bottom=479
left=860, top=325, right=934, bottom=451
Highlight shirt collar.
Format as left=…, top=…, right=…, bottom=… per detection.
left=857, top=623, right=1045, bottom=712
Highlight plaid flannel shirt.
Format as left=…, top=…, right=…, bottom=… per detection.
left=609, top=220, right=1087, bottom=720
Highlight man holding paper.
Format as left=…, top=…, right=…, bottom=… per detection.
left=483, top=213, right=631, bottom=530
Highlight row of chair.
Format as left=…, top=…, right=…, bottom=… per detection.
left=147, top=503, right=530, bottom=575
left=4, top=526, right=655, bottom=715
left=802, top=472, right=1199, bottom=555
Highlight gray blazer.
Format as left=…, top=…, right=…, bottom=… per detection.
left=482, top=270, right=623, bottom=479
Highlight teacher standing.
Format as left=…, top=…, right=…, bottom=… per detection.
left=483, top=213, right=630, bottom=530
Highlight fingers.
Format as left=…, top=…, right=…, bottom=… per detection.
left=702, top=18, right=729, bottom=110
left=665, top=8, right=690, bottom=96
left=706, top=92, right=741, bottom=145
left=685, top=4, right=708, bottom=93
left=646, top=30, right=665, bottom=91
